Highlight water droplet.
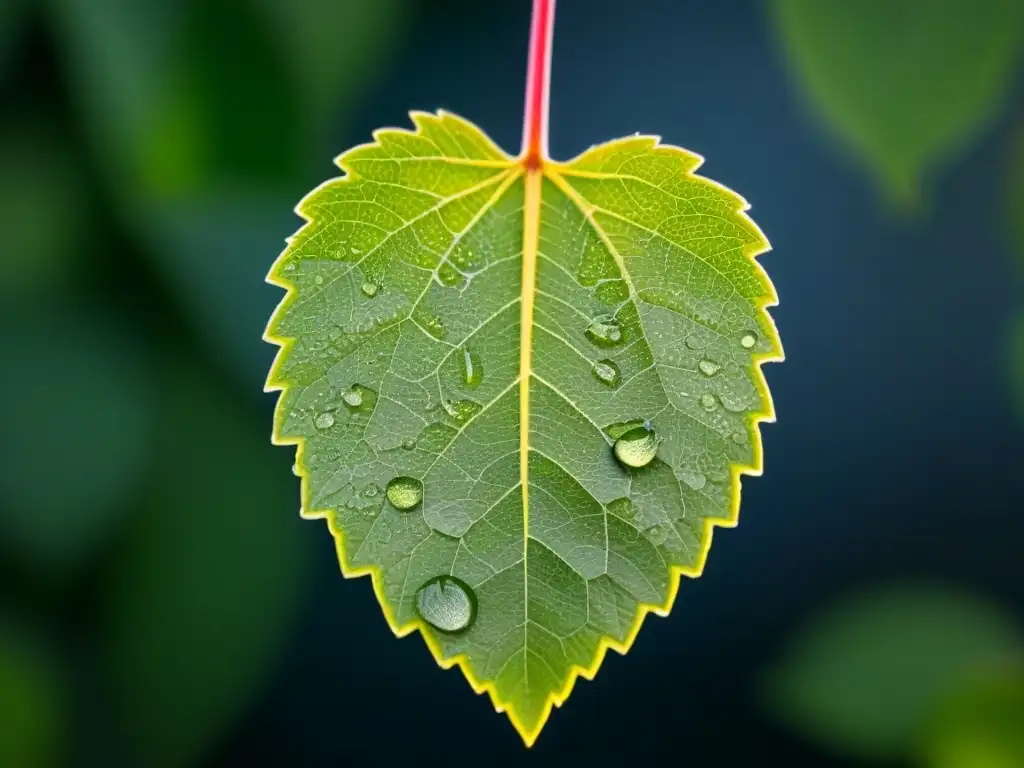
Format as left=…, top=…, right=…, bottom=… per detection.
left=645, top=523, right=668, bottom=546
left=350, top=246, right=362, bottom=255
left=340, top=384, right=377, bottom=412
left=585, top=315, right=624, bottom=347
left=731, top=430, right=748, bottom=444
left=685, top=334, right=703, bottom=350
left=378, top=522, right=392, bottom=544
left=314, top=275, right=324, bottom=286
left=700, top=394, right=718, bottom=411
left=679, top=467, right=706, bottom=490
left=386, top=477, right=423, bottom=510
left=442, top=399, right=481, bottom=423
left=698, top=360, right=720, bottom=376
left=342, top=387, right=363, bottom=408
left=607, top=497, right=638, bottom=521
left=360, top=281, right=378, bottom=298
left=401, top=437, right=417, bottom=451
left=740, top=332, right=757, bottom=349
left=461, top=348, right=483, bottom=389
left=416, top=576, right=476, bottom=634
left=613, top=425, right=659, bottom=468
left=362, top=483, right=381, bottom=499
left=283, top=263, right=296, bottom=272
left=591, top=359, right=621, bottom=387
left=314, top=411, right=335, bottom=429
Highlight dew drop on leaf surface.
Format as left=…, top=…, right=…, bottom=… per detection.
left=700, top=394, right=718, bottom=411
left=612, top=425, right=659, bottom=468
left=591, top=358, right=621, bottom=387
left=360, top=281, right=378, bottom=298
left=313, top=411, right=335, bottom=430
left=342, top=387, right=363, bottom=408
left=461, top=347, right=483, bottom=389
left=415, top=575, right=476, bottom=634
left=698, top=359, right=720, bottom=376
left=740, top=332, right=757, bottom=349
left=385, top=477, right=423, bottom=511
left=584, top=315, right=623, bottom=347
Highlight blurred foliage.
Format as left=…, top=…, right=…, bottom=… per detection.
left=98, top=365, right=305, bottom=768
left=0, top=120, right=86, bottom=302
left=0, top=623, right=65, bottom=768
left=47, top=0, right=411, bottom=386
left=771, top=0, right=1023, bottom=210
left=920, top=660, right=1024, bottom=768
left=0, top=310, right=155, bottom=577
left=761, top=583, right=1023, bottom=762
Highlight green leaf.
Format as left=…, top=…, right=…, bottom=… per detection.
left=1007, top=126, right=1024, bottom=272
left=0, top=0, right=28, bottom=79
left=771, top=0, right=1023, bottom=208
left=760, top=583, right=1023, bottom=761
left=100, top=366, right=305, bottom=767
left=0, top=310, right=154, bottom=576
left=0, top=624, right=66, bottom=768
left=264, top=111, right=781, bottom=744
left=920, top=660, right=1024, bottom=768
left=1008, top=310, right=1024, bottom=424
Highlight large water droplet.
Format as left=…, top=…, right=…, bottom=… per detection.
left=740, top=331, right=757, bottom=349
left=685, top=334, right=704, bottom=350
left=342, top=388, right=363, bottom=408
left=341, top=384, right=377, bottom=412
left=461, top=348, right=483, bottom=389
left=401, top=437, right=417, bottom=451
left=585, top=315, right=623, bottom=347
left=314, top=411, right=335, bottom=430
left=386, top=476, right=423, bottom=510
left=360, top=281, right=378, bottom=298
left=607, top=497, right=638, bottom=522
left=698, top=359, right=721, bottom=376
left=592, top=359, right=621, bottom=387
left=416, top=576, right=476, bottom=634
left=613, top=425, right=658, bottom=468
left=700, top=394, right=718, bottom=411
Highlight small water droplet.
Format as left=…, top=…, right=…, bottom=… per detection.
left=731, top=430, right=748, bottom=444
left=607, top=497, right=638, bottom=521
left=314, top=411, right=335, bottom=429
left=350, top=246, right=362, bottom=255
left=740, top=332, right=757, bottom=349
left=645, top=523, right=668, bottom=546
left=461, top=348, right=483, bottom=389
left=442, top=399, right=481, bottom=423
left=362, top=483, right=381, bottom=499
left=416, top=576, right=476, bottom=634
left=700, top=394, right=718, bottom=411
left=401, top=437, right=417, bottom=451
left=283, top=263, right=296, bottom=272
left=360, top=282, right=378, bottom=298
left=342, top=387, right=363, bottom=408
left=679, top=467, right=706, bottom=490
left=585, top=315, right=624, bottom=347
left=685, top=334, right=703, bottom=350
left=378, top=522, right=392, bottom=544
left=698, top=360, right=720, bottom=376
left=314, top=275, right=324, bottom=286
left=386, top=476, right=423, bottom=510
left=613, top=425, right=659, bottom=468
left=591, top=359, right=621, bottom=387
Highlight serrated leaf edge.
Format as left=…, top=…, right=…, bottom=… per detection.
left=262, top=110, right=783, bottom=746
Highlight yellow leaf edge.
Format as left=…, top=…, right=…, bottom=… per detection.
left=262, top=109, right=784, bottom=747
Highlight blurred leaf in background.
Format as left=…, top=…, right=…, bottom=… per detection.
left=0, top=622, right=66, bottom=768
left=920, top=659, right=1024, bottom=768
left=98, top=364, right=306, bottom=768
left=0, top=0, right=28, bottom=77
left=760, top=583, right=1023, bottom=762
left=771, top=0, right=1023, bottom=210
left=47, top=0, right=410, bottom=388
left=0, top=310, right=155, bottom=578
left=0, top=119, right=86, bottom=304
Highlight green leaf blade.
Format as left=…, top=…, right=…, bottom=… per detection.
left=265, top=112, right=781, bottom=744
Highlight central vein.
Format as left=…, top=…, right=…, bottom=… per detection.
left=520, top=168, right=543, bottom=600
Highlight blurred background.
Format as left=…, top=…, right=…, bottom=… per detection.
left=1, top=0, right=1022, bottom=765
